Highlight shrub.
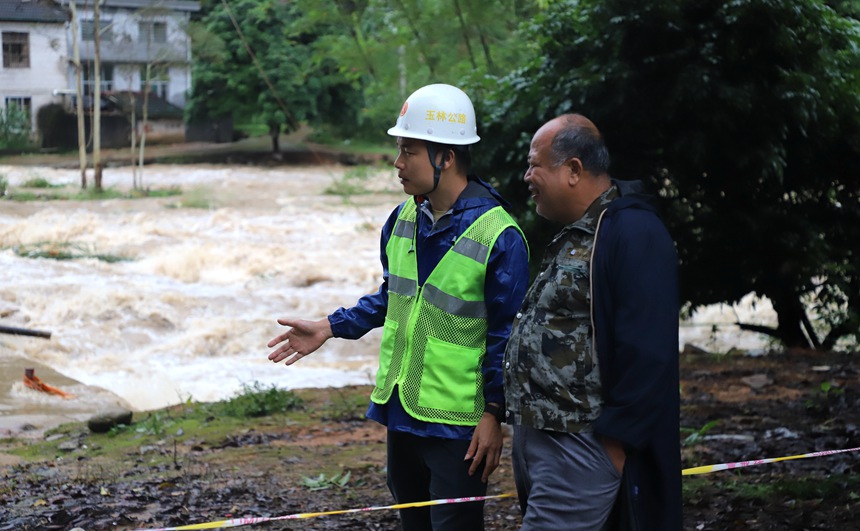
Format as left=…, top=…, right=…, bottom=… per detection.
left=220, top=381, right=303, bottom=418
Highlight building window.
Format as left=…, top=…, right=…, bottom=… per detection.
left=141, top=66, right=169, bottom=99
left=82, top=64, right=114, bottom=96
left=4, top=97, right=32, bottom=131
left=139, top=21, right=167, bottom=44
left=2, top=32, right=29, bottom=68
left=81, top=20, right=114, bottom=42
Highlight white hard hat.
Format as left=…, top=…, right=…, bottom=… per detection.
left=387, top=84, right=480, bottom=145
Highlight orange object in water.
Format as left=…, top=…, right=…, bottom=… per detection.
left=23, top=368, right=74, bottom=399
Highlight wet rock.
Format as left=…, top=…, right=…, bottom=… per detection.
left=57, top=440, right=79, bottom=451
left=740, top=374, right=773, bottom=389
left=87, top=407, right=133, bottom=433
left=764, top=427, right=800, bottom=439
left=683, top=343, right=711, bottom=355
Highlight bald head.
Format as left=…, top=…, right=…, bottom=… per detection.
left=545, top=114, right=610, bottom=177
left=525, top=114, right=612, bottom=224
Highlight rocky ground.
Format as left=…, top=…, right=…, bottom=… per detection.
left=0, top=347, right=858, bottom=530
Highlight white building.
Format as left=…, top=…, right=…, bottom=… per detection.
left=0, top=0, right=68, bottom=133
left=62, top=0, right=200, bottom=109
left=1, top=0, right=199, bottom=140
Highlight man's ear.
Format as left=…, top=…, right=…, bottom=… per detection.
left=567, top=157, right=584, bottom=185
left=442, top=148, right=456, bottom=170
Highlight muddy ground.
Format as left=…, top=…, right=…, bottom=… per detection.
left=0, top=347, right=858, bottom=530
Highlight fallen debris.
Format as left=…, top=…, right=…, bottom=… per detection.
left=23, top=368, right=74, bottom=399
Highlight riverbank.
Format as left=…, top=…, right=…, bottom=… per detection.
left=0, top=353, right=132, bottom=444
left=1, top=348, right=858, bottom=530
left=0, top=133, right=392, bottom=169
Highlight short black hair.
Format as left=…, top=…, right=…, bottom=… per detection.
left=549, top=115, right=610, bottom=175
left=427, top=141, right=472, bottom=173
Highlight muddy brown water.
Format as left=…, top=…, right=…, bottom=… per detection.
left=0, top=162, right=778, bottom=440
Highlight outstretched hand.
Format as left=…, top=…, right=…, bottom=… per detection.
left=267, top=318, right=333, bottom=365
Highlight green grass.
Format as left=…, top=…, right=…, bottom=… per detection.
left=3, top=383, right=364, bottom=464
left=3, top=385, right=346, bottom=466
left=143, top=186, right=182, bottom=198
left=681, top=419, right=720, bottom=446
left=12, top=241, right=130, bottom=263
left=21, top=177, right=64, bottom=188
left=216, top=381, right=303, bottom=418
left=1, top=184, right=182, bottom=202
left=301, top=470, right=353, bottom=491
left=324, top=164, right=390, bottom=197
left=688, top=473, right=860, bottom=501
left=234, top=122, right=269, bottom=138
left=163, top=186, right=215, bottom=209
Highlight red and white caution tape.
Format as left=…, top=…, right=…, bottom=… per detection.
left=136, top=446, right=860, bottom=530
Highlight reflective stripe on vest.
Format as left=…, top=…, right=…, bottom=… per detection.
left=371, top=200, right=524, bottom=425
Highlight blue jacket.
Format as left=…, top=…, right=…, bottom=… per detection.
left=329, top=176, right=530, bottom=439
left=591, top=180, right=682, bottom=530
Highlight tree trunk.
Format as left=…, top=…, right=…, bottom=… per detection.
left=93, top=0, right=103, bottom=192
left=139, top=63, right=151, bottom=190
left=129, top=91, right=137, bottom=189
left=476, top=25, right=495, bottom=73
left=390, top=0, right=438, bottom=78
left=769, top=287, right=815, bottom=349
left=69, top=1, right=88, bottom=190
left=453, top=0, right=478, bottom=69
left=270, top=123, right=280, bottom=153
left=333, top=2, right=376, bottom=79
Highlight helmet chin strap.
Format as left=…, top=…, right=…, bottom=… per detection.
left=425, top=143, right=450, bottom=194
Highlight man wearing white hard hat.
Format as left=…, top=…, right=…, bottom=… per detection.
left=268, top=83, right=530, bottom=530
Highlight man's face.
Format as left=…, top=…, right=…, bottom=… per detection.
left=394, top=138, right=434, bottom=196
left=524, top=122, right=572, bottom=223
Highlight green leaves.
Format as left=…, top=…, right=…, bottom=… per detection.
left=300, top=470, right=353, bottom=491
left=480, top=0, right=860, bottom=349
left=187, top=0, right=536, bottom=144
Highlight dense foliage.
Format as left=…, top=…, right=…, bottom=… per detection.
left=185, top=0, right=860, bottom=349
left=186, top=0, right=534, bottom=145
left=186, top=0, right=364, bottom=151
left=478, top=0, right=860, bottom=349
left=0, top=106, right=32, bottom=150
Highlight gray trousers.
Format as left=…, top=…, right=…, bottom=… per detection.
left=512, top=425, right=621, bottom=530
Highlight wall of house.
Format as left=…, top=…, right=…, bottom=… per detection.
left=135, top=118, right=184, bottom=144
left=67, top=3, right=194, bottom=108
left=112, top=62, right=191, bottom=108
left=0, top=21, right=68, bottom=132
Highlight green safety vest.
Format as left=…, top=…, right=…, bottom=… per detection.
left=370, top=200, right=524, bottom=425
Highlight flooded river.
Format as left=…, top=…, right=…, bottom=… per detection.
left=0, top=162, right=776, bottom=436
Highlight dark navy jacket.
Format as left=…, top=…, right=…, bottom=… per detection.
left=329, top=176, right=530, bottom=440
left=591, top=180, right=682, bottom=530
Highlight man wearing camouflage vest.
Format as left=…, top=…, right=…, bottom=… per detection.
left=504, top=114, right=682, bottom=530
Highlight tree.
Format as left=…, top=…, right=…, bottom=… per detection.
left=478, top=0, right=860, bottom=349
left=186, top=0, right=362, bottom=153
left=68, top=0, right=88, bottom=189
left=93, top=0, right=104, bottom=191
left=187, top=0, right=535, bottom=145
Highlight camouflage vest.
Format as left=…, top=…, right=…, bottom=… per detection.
left=503, top=186, right=619, bottom=432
